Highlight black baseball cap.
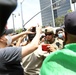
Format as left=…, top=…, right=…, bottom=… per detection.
left=0, top=0, right=17, bottom=36
left=64, top=11, right=76, bottom=35
left=1, top=29, right=14, bottom=36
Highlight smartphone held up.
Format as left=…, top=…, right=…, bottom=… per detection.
left=31, top=27, right=36, bottom=32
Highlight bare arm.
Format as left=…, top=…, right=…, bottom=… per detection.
left=22, top=24, right=41, bottom=58
left=11, top=31, right=34, bottom=42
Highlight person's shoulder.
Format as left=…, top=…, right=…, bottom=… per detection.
left=0, top=47, right=22, bottom=53
left=55, top=37, right=63, bottom=42
left=58, top=39, right=63, bottom=43
left=6, top=47, right=22, bottom=50
left=45, top=48, right=65, bottom=59
left=55, top=38, right=63, bottom=46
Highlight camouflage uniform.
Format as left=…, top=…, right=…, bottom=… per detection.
left=44, top=26, right=63, bottom=50
left=44, top=38, right=63, bottom=50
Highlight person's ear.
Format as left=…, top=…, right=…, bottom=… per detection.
left=0, top=37, right=4, bottom=42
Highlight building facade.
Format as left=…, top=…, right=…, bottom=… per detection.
left=39, top=0, right=71, bottom=27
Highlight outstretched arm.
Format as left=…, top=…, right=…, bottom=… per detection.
left=22, top=24, right=41, bottom=58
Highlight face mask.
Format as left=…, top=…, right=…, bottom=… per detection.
left=5, top=35, right=12, bottom=46
left=58, top=33, right=63, bottom=38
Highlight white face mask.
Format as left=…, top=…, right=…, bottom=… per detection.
left=5, top=35, right=12, bottom=46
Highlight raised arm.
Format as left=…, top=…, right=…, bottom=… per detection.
left=11, top=30, right=34, bottom=42
left=22, top=24, right=42, bottom=58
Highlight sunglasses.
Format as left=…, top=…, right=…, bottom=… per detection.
left=45, top=33, right=53, bottom=36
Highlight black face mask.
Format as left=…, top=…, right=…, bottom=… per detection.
left=63, top=32, right=67, bottom=46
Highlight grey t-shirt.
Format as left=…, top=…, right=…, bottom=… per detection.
left=0, top=47, right=24, bottom=75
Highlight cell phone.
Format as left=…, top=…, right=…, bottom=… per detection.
left=42, top=44, right=49, bottom=51
left=31, top=27, right=36, bottom=32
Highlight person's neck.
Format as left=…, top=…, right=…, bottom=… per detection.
left=0, top=42, right=7, bottom=48
left=64, top=39, right=76, bottom=45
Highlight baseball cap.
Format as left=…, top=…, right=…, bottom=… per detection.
left=64, top=11, right=76, bottom=35
left=1, top=29, right=14, bottom=36
left=0, top=0, right=17, bottom=36
left=45, top=27, right=54, bottom=33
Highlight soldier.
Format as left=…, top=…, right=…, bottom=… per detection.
left=22, top=27, right=63, bottom=75
left=44, top=26, right=63, bottom=52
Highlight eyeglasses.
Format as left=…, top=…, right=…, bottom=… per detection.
left=45, top=33, right=53, bottom=36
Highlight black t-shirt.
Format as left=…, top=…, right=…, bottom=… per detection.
left=0, top=47, right=24, bottom=75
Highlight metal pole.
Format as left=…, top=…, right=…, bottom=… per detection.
left=21, top=0, right=25, bottom=3
left=12, top=14, right=15, bottom=31
left=50, top=0, right=55, bottom=27
left=20, top=2, right=24, bottom=29
left=74, top=3, right=76, bottom=10
left=23, top=4, right=51, bottom=27
left=23, top=0, right=62, bottom=27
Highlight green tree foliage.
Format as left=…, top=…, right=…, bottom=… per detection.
left=15, top=28, right=23, bottom=34
left=42, top=25, right=45, bottom=28
left=67, top=9, right=72, bottom=13
left=55, top=9, right=72, bottom=27
left=55, top=16, right=64, bottom=27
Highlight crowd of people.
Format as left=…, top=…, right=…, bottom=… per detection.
left=0, top=0, right=76, bottom=75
